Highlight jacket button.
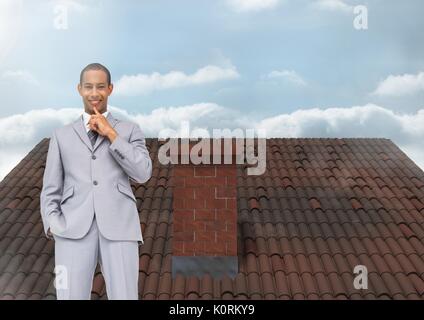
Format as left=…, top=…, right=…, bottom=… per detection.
left=92, top=155, right=96, bottom=160
left=93, top=181, right=98, bottom=185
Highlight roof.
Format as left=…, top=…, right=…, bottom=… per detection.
left=0, top=137, right=423, bottom=299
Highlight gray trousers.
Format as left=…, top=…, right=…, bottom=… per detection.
left=53, top=216, right=139, bottom=300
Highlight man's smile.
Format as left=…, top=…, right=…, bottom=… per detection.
left=89, top=100, right=102, bottom=106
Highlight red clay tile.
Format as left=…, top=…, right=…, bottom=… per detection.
left=2, top=138, right=424, bottom=300
left=185, top=275, right=200, bottom=299
left=332, top=254, right=351, bottom=275
left=408, top=274, right=424, bottom=295
left=397, top=254, right=418, bottom=275
left=314, top=273, right=332, bottom=297
left=394, top=273, right=417, bottom=296
left=288, top=273, right=304, bottom=298
left=321, top=254, right=338, bottom=274
left=296, top=254, right=313, bottom=274
left=308, top=254, right=326, bottom=274
left=246, top=273, right=261, bottom=297
left=234, top=273, right=247, bottom=297
left=261, top=273, right=275, bottom=296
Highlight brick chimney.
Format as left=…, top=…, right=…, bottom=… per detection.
left=171, top=138, right=240, bottom=278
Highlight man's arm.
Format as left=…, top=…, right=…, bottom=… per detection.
left=40, top=130, right=64, bottom=239
left=108, top=124, right=152, bottom=184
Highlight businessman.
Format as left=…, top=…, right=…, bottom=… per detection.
left=40, top=63, right=152, bottom=299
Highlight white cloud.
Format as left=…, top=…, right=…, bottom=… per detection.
left=226, top=0, right=281, bottom=12
left=114, top=65, right=240, bottom=96
left=254, top=104, right=423, bottom=138
left=313, top=0, right=353, bottom=13
left=1, top=104, right=424, bottom=181
left=117, top=103, right=242, bottom=137
left=1, top=70, right=40, bottom=86
left=0, top=107, right=80, bottom=181
left=372, top=72, right=424, bottom=96
left=264, top=70, right=307, bottom=86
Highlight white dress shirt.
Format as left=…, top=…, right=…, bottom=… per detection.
left=82, top=110, right=109, bottom=133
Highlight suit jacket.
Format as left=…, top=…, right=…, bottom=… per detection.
left=40, top=111, right=152, bottom=242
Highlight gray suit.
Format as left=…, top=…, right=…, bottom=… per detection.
left=40, top=111, right=152, bottom=299
left=40, top=111, right=151, bottom=241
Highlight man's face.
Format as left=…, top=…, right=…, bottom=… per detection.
left=78, top=69, right=113, bottom=114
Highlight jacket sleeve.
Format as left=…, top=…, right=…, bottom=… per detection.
left=108, top=123, right=152, bottom=184
left=40, top=130, right=64, bottom=238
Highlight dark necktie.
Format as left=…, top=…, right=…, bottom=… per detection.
left=87, top=129, right=98, bottom=147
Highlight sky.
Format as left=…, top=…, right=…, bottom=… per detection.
left=0, top=0, right=424, bottom=180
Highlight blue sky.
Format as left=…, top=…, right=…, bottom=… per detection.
left=1, top=0, right=424, bottom=179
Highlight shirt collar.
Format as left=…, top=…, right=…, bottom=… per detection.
left=82, top=110, right=109, bottom=132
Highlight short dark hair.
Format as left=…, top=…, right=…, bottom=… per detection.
left=80, top=63, right=111, bottom=85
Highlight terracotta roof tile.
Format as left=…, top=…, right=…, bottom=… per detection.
left=287, top=273, right=304, bottom=299
left=1, top=138, right=424, bottom=299
left=396, top=254, right=418, bottom=275
left=309, top=254, right=326, bottom=274
left=383, top=254, right=403, bottom=274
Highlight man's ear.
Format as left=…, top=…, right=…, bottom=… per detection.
left=108, top=83, right=114, bottom=95
left=77, top=83, right=83, bottom=96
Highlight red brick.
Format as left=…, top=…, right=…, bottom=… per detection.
left=204, top=242, right=226, bottom=256
left=226, top=176, right=237, bottom=186
left=216, top=166, right=237, bottom=177
left=204, top=176, right=226, bottom=187
left=173, top=198, right=185, bottom=209
left=173, top=241, right=184, bottom=255
left=194, top=251, right=207, bottom=256
left=226, top=241, right=238, bottom=255
left=216, top=187, right=237, bottom=199
left=185, top=176, right=205, bottom=187
left=185, top=220, right=205, bottom=232
left=174, top=166, right=194, bottom=177
left=194, top=209, right=215, bottom=221
left=205, top=198, right=227, bottom=209
left=185, top=198, right=205, bottom=209
left=184, top=241, right=205, bottom=254
left=195, top=187, right=216, bottom=200
left=173, top=219, right=184, bottom=232
left=217, top=230, right=236, bottom=242
left=195, top=166, right=216, bottom=177
left=217, top=209, right=237, bottom=220
left=174, top=187, right=194, bottom=199
left=173, top=209, right=194, bottom=220
left=182, top=219, right=195, bottom=230
left=174, top=231, right=194, bottom=241
left=226, top=221, right=237, bottom=233
left=205, top=220, right=227, bottom=231
left=185, top=251, right=195, bottom=256
left=173, top=176, right=186, bottom=187
left=181, top=249, right=194, bottom=256
left=226, top=198, right=237, bottom=210
left=195, top=231, right=216, bottom=242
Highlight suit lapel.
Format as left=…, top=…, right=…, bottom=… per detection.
left=72, top=111, right=119, bottom=153
left=93, top=112, right=118, bottom=150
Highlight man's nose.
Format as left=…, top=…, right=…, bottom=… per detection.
left=90, top=88, right=100, bottom=98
